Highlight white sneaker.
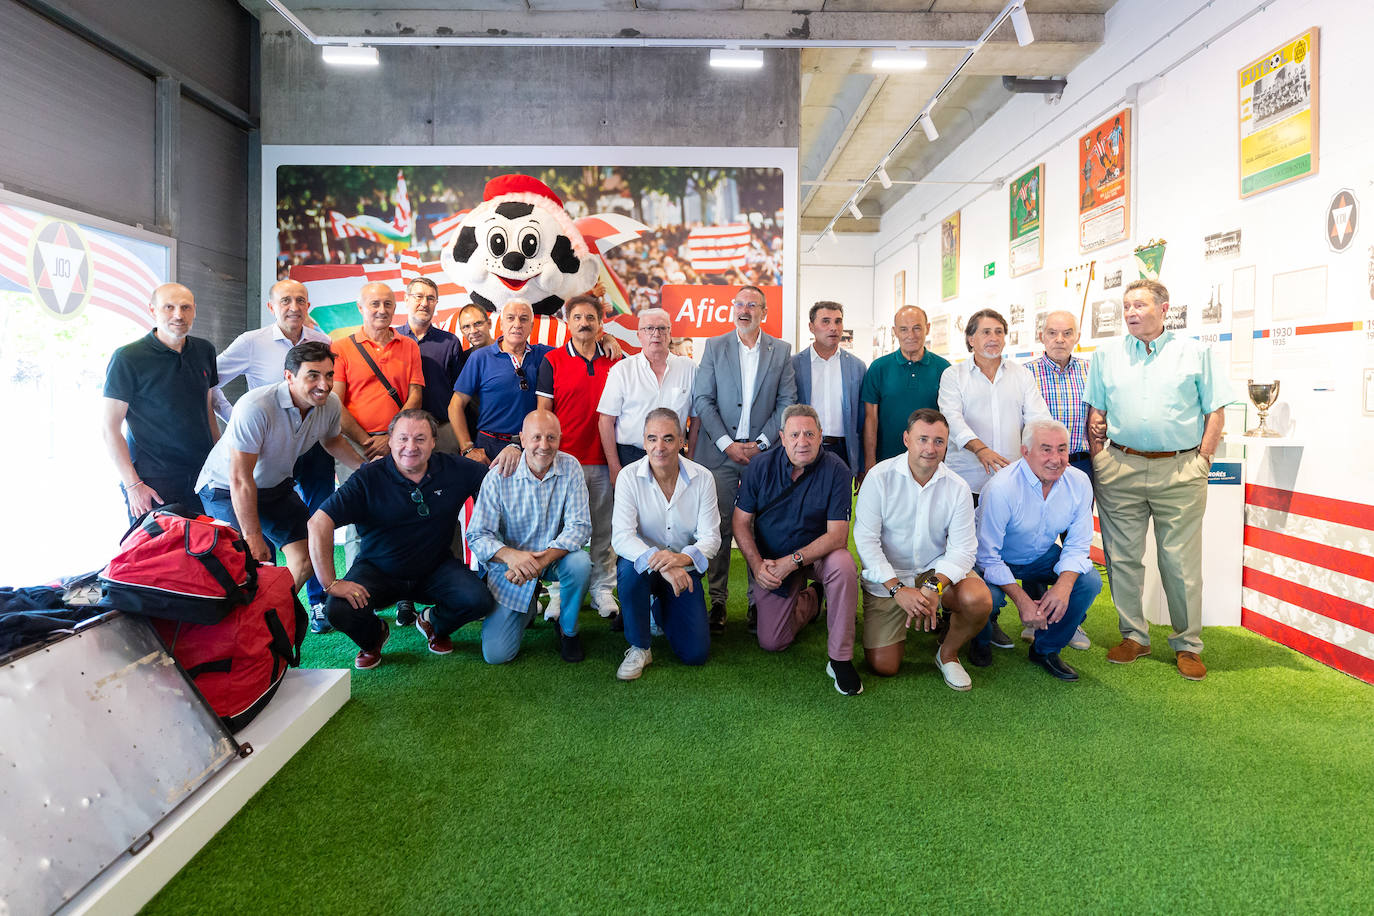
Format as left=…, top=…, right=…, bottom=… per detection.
left=593, top=589, right=619, bottom=618
left=617, top=646, right=652, bottom=681
left=935, top=646, right=973, bottom=691
left=542, top=582, right=561, bottom=621
left=1068, top=626, right=1091, bottom=651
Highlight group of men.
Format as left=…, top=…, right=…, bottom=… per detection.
left=102, top=273, right=1230, bottom=694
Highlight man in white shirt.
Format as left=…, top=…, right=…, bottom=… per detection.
left=973, top=419, right=1102, bottom=679
left=597, top=307, right=698, bottom=482
left=691, top=286, right=797, bottom=634
left=611, top=408, right=720, bottom=681
left=791, top=301, right=867, bottom=473
left=854, top=408, right=993, bottom=691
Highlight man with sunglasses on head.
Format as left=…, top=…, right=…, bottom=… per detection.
left=307, top=409, right=491, bottom=670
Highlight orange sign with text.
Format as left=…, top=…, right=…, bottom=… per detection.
left=658, top=285, right=783, bottom=338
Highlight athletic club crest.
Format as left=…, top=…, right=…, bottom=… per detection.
left=27, top=219, right=92, bottom=319
left=1326, top=188, right=1358, bottom=253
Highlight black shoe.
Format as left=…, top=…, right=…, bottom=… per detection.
left=1030, top=647, right=1079, bottom=681
left=969, top=641, right=993, bottom=668
left=395, top=600, right=418, bottom=628
left=709, top=603, right=726, bottom=635
left=746, top=604, right=758, bottom=634
left=989, top=620, right=1015, bottom=649
left=559, top=630, right=585, bottom=663
left=826, top=658, right=863, bottom=696
left=934, top=610, right=950, bottom=642
left=308, top=602, right=333, bottom=634
left=608, top=610, right=624, bottom=632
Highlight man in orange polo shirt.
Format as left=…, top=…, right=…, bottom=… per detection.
left=332, top=281, right=424, bottom=569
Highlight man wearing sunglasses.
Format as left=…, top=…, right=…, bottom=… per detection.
left=307, top=409, right=492, bottom=670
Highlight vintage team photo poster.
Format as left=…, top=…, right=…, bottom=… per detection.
left=1009, top=163, right=1044, bottom=277
left=1077, top=108, right=1131, bottom=253
left=941, top=210, right=961, bottom=301
left=1238, top=28, right=1319, bottom=198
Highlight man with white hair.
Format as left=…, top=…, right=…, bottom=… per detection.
left=973, top=418, right=1102, bottom=679
left=1026, top=310, right=1093, bottom=483
left=598, top=307, right=698, bottom=479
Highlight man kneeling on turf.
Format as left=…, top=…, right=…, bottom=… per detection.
left=733, top=404, right=863, bottom=696
left=467, top=410, right=593, bottom=664
left=973, top=418, right=1102, bottom=680
left=854, top=408, right=992, bottom=691
left=307, top=409, right=492, bottom=669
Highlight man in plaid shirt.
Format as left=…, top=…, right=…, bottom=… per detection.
left=1026, top=311, right=1092, bottom=483
left=468, top=410, right=593, bottom=664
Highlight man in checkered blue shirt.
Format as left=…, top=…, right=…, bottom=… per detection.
left=467, top=410, right=593, bottom=665
left=1026, top=311, right=1092, bottom=483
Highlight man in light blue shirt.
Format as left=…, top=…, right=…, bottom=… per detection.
left=1086, top=279, right=1235, bottom=681
left=467, top=410, right=592, bottom=665
left=974, top=419, right=1102, bottom=680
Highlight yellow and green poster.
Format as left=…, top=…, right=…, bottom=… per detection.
left=941, top=210, right=960, bottom=301
left=1238, top=28, right=1319, bottom=198
left=1009, top=164, right=1043, bottom=277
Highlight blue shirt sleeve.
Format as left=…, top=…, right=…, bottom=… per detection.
left=734, top=461, right=762, bottom=514
left=319, top=466, right=368, bottom=528
left=826, top=463, right=854, bottom=521
left=455, top=347, right=481, bottom=397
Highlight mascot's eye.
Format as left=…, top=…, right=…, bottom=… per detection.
left=487, top=228, right=508, bottom=257
left=520, top=230, right=539, bottom=258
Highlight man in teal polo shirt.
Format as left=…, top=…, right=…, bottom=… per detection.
left=1086, top=279, right=1235, bottom=681
left=861, top=306, right=951, bottom=474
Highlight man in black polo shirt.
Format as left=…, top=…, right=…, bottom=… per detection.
left=307, top=409, right=493, bottom=669
left=733, top=404, right=863, bottom=696
left=102, top=282, right=220, bottom=523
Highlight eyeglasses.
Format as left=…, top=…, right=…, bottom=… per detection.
left=515, top=367, right=528, bottom=391
left=410, top=488, right=430, bottom=518
left=640, top=325, right=671, bottom=335
left=731, top=300, right=761, bottom=309
left=408, top=293, right=438, bottom=304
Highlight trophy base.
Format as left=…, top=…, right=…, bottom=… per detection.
left=1244, top=425, right=1284, bottom=438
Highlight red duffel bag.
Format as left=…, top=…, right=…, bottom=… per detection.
left=153, top=565, right=307, bottom=732
left=100, top=507, right=257, bottom=624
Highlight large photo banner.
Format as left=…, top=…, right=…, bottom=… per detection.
left=268, top=153, right=791, bottom=355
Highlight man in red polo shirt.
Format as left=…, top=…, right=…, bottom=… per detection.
left=537, top=293, right=620, bottom=616
left=332, top=281, right=424, bottom=568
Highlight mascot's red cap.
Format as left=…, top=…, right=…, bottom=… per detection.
left=483, top=174, right=563, bottom=209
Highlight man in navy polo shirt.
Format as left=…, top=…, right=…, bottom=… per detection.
left=450, top=298, right=551, bottom=476
left=102, top=282, right=220, bottom=523
left=396, top=277, right=465, bottom=450
left=307, top=409, right=493, bottom=670
left=733, top=404, right=863, bottom=696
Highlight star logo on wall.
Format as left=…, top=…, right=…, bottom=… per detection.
left=26, top=219, right=92, bottom=320
left=1327, top=188, right=1359, bottom=253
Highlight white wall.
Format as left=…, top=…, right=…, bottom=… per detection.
left=799, top=231, right=880, bottom=359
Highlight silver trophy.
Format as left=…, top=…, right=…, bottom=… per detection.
left=1246, top=379, right=1282, bottom=437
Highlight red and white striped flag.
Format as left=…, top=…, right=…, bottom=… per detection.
left=687, top=224, right=751, bottom=273
left=329, top=210, right=387, bottom=245
left=428, top=211, right=467, bottom=247
left=575, top=213, right=650, bottom=255
left=392, top=170, right=412, bottom=237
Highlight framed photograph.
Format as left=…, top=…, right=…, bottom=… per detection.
left=1078, top=108, right=1131, bottom=253
left=1009, top=163, right=1044, bottom=277
left=1238, top=28, right=1318, bottom=198
left=894, top=270, right=906, bottom=310
left=941, top=211, right=961, bottom=301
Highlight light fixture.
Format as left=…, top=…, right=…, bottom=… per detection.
left=709, top=48, right=764, bottom=70
left=876, top=164, right=893, bottom=189
left=1009, top=6, right=1035, bottom=47
left=826, top=227, right=838, bottom=245
left=848, top=201, right=864, bottom=221
left=920, top=115, right=939, bottom=142
left=322, top=44, right=379, bottom=66
left=872, top=49, right=929, bottom=71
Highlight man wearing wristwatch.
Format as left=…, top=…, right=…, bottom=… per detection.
left=732, top=405, right=862, bottom=696
left=1086, top=279, right=1235, bottom=681
left=853, top=408, right=992, bottom=691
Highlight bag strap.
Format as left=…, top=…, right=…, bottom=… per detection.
left=187, top=658, right=233, bottom=679
left=350, top=334, right=404, bottom=409
left=752, top=461, right=817, bottom=521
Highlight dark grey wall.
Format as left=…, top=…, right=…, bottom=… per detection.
left=0, top=0, right=256, bottom=352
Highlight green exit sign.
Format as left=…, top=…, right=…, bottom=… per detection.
left=983, top=261, right=995, bottom=278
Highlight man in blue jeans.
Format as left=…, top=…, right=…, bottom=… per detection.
left=466, top=410, right=593, bottom=664
left=972, top=418, right=1102, bottom=680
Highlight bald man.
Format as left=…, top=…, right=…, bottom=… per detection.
left=209, top=279, right=336, bottom=629
left=1026, top=310, right=1093, bottom=483
left=467, top=410, right=593, bottom=664
left=332, top=281, right=424, bottom=568
left=861, top=305, right=952, bottom=473
left=103, top=283, right=220, bottom=522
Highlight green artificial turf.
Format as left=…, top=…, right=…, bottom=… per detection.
left=142, top=554, right=1374, bottom=915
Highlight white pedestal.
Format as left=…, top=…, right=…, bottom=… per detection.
left=1142, top=460, right=1244, bottom=627
left=61, top=667, right=351, bottom=916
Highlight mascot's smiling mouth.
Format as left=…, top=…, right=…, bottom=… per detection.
left=497, top=275, right=531, bottom=291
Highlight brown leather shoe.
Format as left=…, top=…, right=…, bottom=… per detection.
left=1106, top=638, right=1150, bottom=664
left=354, top=622, right=391, bottom=670
left=1176, top=651, right=1207, bottom=681
left=415, top=610, right=454, bottom=655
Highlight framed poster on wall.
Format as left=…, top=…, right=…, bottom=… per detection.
left=1009, top=164, right=1044, bottom=277
left=1238, top=28, right=1319, bottom=198
left=941, top=211, right=961, bottom=301
left=1078, top=108, right=1131, bottom=253
left=894, top=270, right=906, bottom=310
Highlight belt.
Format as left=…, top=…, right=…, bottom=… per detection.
left=478, top=429, right=520, bottom=443
left=1068, top=450, right=1090, bottom=463
left=822, top=436, right=846, bottom=446
left=1111, top=442, right=1198, bottom=459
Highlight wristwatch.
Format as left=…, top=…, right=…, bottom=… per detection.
left=922, top=579, right=943, bottom=595
left=791, top=551, right=804, bottom=568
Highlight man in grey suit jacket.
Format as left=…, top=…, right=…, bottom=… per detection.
left=792, top=300, right=867, bottom=474
left=692, top=285, right=797, bottom=633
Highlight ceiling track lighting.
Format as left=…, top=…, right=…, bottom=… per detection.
left=321, top=44, right=379, bottom=66
left=920, top=115, right=939, bottom=142
left=876, top=165, right=893, bottom=189
left=1010, top=5, right=1036, bottom=47
left=848, top=201, right=865, bottom=221
left=872, top=49, right=929, bottom=71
